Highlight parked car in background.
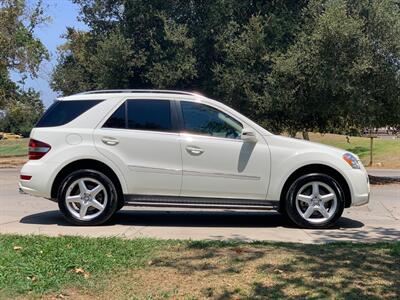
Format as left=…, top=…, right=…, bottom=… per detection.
left=0, top=132, right=22, bottom=140
left=19, top=90, right=370, bottom=228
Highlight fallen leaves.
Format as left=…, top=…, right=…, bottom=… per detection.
left=72, top=267, right=91, bottom=279
left=27, top=275, right=37, bottom=282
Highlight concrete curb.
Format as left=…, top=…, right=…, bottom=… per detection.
left=368, top=175, right=400, bottom=185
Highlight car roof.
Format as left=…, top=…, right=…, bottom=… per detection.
left=58, top=89, right=203, bottom=101
left=55, top=89, right=271, bottom=136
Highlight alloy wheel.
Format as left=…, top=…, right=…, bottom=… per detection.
left=295, top=181, right=338, bottom=224
left=65, top=177, right=108, bottom=221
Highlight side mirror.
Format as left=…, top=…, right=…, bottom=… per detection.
left=241, top=129, right=258, bottom=143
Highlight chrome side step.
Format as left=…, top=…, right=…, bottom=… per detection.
left=124, top=195, right=278, bottom=210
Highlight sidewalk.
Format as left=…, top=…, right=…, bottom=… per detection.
left=367, top=168, right=400, bottom=178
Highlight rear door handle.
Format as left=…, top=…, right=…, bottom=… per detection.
left=102, top=137, right=119, bottom=146
left=186, top=146, right=204, bottom=155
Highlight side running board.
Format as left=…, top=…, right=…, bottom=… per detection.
left=124, top=195, right=278, bottom=210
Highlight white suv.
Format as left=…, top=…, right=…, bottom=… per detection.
left=19, top=90, right=370, bottom=228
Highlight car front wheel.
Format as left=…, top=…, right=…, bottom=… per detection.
left=284, top=173, right=345, bottom=229
left=58, top=169, right=118, bottom=226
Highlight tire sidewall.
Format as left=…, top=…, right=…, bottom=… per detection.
left=58, top=169, right=118, bottom=226
left=285, top=173, right=345, bottom=229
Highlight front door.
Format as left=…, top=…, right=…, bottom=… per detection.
left=178, top=101, right=270, bottom=200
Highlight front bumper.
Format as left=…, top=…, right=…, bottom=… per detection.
left=344, top=168, right=370, bottom=206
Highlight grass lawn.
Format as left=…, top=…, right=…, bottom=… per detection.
left=305, top=133, right=400, bottom=168
left=0, top=138, right=29, bottom=157
left=0, top=235, right=399, bottom=299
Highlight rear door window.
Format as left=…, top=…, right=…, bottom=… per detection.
left=36, top=100, right=102, bottom=127
left=127, top=100, right=172, bottom=131
left=103, top=99, right=173, bottom=132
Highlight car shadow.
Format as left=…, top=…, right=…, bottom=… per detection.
left=20, top=209, right=364, bottom=229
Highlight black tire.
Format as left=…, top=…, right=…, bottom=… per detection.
left=57, top=169, right=118, bottom=226
left=116, top=201, right=125, bottom=212
left=284, top=173, right=345, bottom=229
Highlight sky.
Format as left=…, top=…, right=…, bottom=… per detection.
left=11, top=0, right=87, bottom=107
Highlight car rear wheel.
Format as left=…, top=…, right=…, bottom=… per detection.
left=58, top=169, right=118, bottom=225
left=284, top=173, right=345, bottom=229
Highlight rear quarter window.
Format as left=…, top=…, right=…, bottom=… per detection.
left=35, top=100, right=102, bottom=127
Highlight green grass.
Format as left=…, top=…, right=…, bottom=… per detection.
left=0, top=138, right=29, bottom=157
left=0, top=235, right=170, bottom=298
left=0, top=235, right=399, bottom=299
left=307, top=133, right=400, bottom=168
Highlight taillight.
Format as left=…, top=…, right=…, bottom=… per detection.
left=28, top=139, right=51, bottom=160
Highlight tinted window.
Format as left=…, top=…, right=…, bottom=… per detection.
left=127, top=100, right=171, bottom=131
left=36, top=100, right=102, bottom=127
left=103, top=103, right=126, bottom=129
left=181, top=101, right=242, bottom=139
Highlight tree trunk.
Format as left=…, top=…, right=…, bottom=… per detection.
left=302, top=130, right=310, bottom=140
left=288, top=130, right=297, bottom=138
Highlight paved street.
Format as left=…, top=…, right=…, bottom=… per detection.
left=0, top=168, right=399, bottom=243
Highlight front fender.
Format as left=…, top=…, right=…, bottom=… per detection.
left=266, top=150, right=351, bottom=201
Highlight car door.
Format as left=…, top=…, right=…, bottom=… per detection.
left=94, top=98, right=182, bottom=196
left=178, top=100, right=270, bottom=200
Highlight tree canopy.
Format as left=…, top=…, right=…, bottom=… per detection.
left=51, top=0, right=400, bottom=135
left=0, top=0, right=48, bottom=135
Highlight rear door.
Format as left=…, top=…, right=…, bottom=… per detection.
left=94, top=98, right=182, bottom=196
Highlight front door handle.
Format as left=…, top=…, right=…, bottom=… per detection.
left=102, top=137, right=119, bottom=146
left=186, top=146, right=204, bottom=155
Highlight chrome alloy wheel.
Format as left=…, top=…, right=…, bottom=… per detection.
left=295, top=181, right=338, bottom=224
left=65, top=177, right=108, bottom=221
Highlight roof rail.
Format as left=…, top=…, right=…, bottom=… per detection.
left=78, top=89, right=200, bottom=96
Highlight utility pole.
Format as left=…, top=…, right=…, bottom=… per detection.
left=369, top=128, right=375, bottom=166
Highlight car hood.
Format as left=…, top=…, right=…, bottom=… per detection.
left=265, top=135, right=352, bottom=157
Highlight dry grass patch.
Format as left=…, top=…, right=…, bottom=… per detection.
left=304, top=133, right=400, bottom=168
left=50, top=242, right=400, bottom=300
left=0, top=156, right=27, bottom=168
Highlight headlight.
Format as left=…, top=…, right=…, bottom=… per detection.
left=343, top=153, right=361, bottom=169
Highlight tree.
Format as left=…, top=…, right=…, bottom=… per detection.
left=268, top=0, right=400, bottom=136
left=51, top=0, right=400, bottom=137
left=0, top=0, right=48, bottom=135
left=0, top=0, right=49, bottom=76
left=52, top=0, right=197, bottom=94
left=211, top=0, right=306, bottom=128
left=0, top=88, right=44, bottom=136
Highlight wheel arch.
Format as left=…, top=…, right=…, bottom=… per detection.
left=51, top=159, right=125, bottom=206
left=279, top=164, right=352, bottom=209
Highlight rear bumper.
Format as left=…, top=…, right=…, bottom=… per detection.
left=18, top=180, right=47, bottom=197
left=19, top=160, right=59, bottom=198
left=19, top=186, right=27, bottom=194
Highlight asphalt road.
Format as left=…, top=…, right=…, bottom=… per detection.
left=1, top=168, right=399, bottom=243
